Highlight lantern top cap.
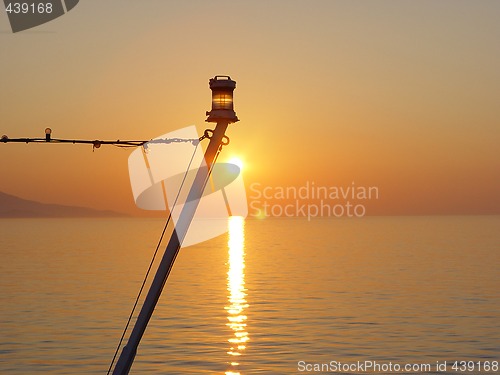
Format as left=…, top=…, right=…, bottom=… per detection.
left=209, top=75, right=236, bottom=90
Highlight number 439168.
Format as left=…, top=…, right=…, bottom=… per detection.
left=452, top=361, right=498, bottom=372
left=5, top=2, right=53, bottom=14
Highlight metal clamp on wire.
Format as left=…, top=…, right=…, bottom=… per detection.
left=201, top=129, right=230, bottom=147
left=202, top=129, right=214, bottom=140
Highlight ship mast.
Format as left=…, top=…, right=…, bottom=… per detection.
left=111, top=76, right=239, bottom=375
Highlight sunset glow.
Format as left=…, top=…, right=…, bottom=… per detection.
left=228, top=157, right=244, bottom=171
left=1, top=2, right=498, bottom=216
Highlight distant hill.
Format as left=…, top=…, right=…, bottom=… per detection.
left=0, top=191, right=125, bottom=218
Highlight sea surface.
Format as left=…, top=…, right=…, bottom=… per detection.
left=0, top=216, right=498, bottom=374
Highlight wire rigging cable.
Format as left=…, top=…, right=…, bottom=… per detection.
left=106, top=139, right=201, bottom=375
left=0, top=130, right=205, bottom=150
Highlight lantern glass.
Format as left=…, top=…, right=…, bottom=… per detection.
left=212, top=91, right=233, bottom=110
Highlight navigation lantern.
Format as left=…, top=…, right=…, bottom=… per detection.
left=206, top=76, right=239, bottom=124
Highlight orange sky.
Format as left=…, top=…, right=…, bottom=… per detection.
left=1, top=1, right=499, bottom=215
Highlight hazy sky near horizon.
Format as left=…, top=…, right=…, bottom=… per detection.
left=1, top=1, right=499, bottom=215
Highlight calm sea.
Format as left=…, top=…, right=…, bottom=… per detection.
left=0, top=216, right=498, bottom=374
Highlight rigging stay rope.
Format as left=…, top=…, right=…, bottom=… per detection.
left=103, top=128, right=226, bottom=374
left=105, top=139, right=202, bottom=375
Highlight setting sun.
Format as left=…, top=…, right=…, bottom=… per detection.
left=228, top=157, right=244, bottom=171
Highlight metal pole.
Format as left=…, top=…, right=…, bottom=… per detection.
left=112, top=121, right=230, bottom=375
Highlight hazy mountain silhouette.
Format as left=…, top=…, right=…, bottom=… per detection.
left=0, top=191, right=125, bottom=218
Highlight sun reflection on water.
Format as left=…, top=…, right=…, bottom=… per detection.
left=225, top=216, right=248, bottom=375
